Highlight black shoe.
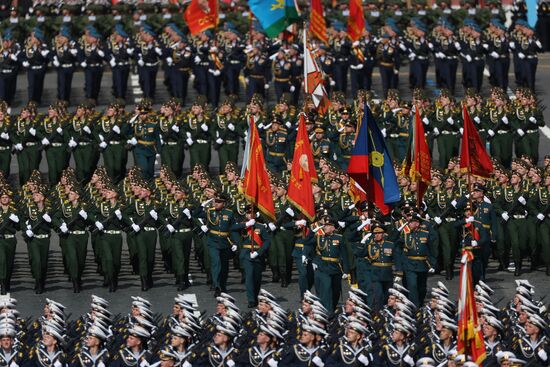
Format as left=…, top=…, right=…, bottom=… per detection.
left=109, top=281, right=116, bottom=293
left=281, top=278, right=289, bottom=288
left=445, top=266, right=453, bottom=280
left=272, top=269, right=280, bottom=283
left=0, top=281, right=5, bottom=295
left=240, top=273, right=245, bottom=284
left=546, top=266, right=550, bottom=276
left=36, top=282, right=44, bottom=294
left=141, top=276, right=149, bottom=291
left=147, top=275, right=154, bottom=289
left=248, top=302, right=258, bottom=308
left=514, top=262, right=521, bottom=277
left=214, top=288, right=221, bottom=297
left=72, top=280, right=80, bottom=293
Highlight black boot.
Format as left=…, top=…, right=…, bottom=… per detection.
left=514, top=261, right=521, bottom=277
left=147, top=275, right=154, bottom=289
left=0, top=281, right=5, bottom=295
left=214, top=287, right=221, bottom=297
left=36, top=281, right=44, bottom=294
left=72, top=280, right=81, bottom=293
left=445, top=265, right=453, bottom=280
left=141, top=276, right=149, bottom=291
left=281, top=272, right=288, bottom=288
left=109, top=280, right=116, bottom=293
left=530, top=257, right=537, bottom=272
left=272, top=269, right=280, bottom=283
left=546, top=266, right=550, bottom=276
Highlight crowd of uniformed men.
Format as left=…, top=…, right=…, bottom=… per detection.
left=0, top=279, right=547, bottom=366
left=0, top=0, right=546, bottom=107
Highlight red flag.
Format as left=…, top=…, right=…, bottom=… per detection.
left=460, top=105, right=494, bottom=178
left=310, top=0, right=328, bottom=44
left=402, top=107, right=431, bottom=204
left=304, top=33, right=330, bottom=114
left=347, top=0, right=365, bottom=42
left=287, top=114, right=318, bottom=220
left=240, top=117, right=276, bottom=221
left=349, top=178, right=367, bottom=204
left=457, top=250, right=487, bottom=365
left=184, top=0, right=218, bottom=35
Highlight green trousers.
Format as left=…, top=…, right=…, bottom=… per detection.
left=490, top=133, right=513, bottom=168
left=27, top=237, right=50, bottom=282
left=63, top=233, right=88, bottom=282
left=136, top=230, right=157, bottom=277
left=437, top=134, right=459, bottom=168
left=268, top=230, right=294, bottom=278
left=170, top=231, right=193, bottom=279
left=190, top=143, right=211, bottom=168
left=127, top=233, right=138, bottom=273
left=209, top=245, right=230, bottom=290
left=438, top=222, right=459, bottom=269
left=103, top=144, right=127, bottom=183
left=242, top=256, right=263, bottom=304
left=218, top=143, right=238, bottom=171
left=314, top=270, right=342, bottom=312
left=508, top=218, right=528, bottom=264
left=539, top=220, right=550, bottom=266
left=18, top=146, right=41, bottom=184
left=161, top=144, right=185, bottom=178
left=73, top=144, right=95, bottom=183
left=45, top=146, right=68, bottom=184
left=0, top=148, right=10, bottom=177
left=0, top=237, right=16, bottom=282
left=524, top=131, right=539, bottom=164
left=97, top=232, right=122, bottom=283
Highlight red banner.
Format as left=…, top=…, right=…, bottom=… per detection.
left=310, top=0, right=328, bottom=44
left=184, top=0, right=218, bottom=35
left=460, top=105, right=494, bottom=178
left=347, top=0, right=365, bottom=42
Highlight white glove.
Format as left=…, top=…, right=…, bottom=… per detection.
left=459, top=127, right=464, bottom=135
left=302, top=255, right=308, bottom=265
left=451, top=200, right=457, bottom=208
left=99, top=142, right=107, bottom=149
left=166, top=224, right=175, bottom=233
left=537, top=213, right=545, bottom=221
left=115, top=209, right=122, bottom=220
left=70, top=48, right=78, bottom=56
left=509, top=41, right=516, bottom=49
left=518, top=52, right=525, bottom=59
left=56, top=127, right=63, bottom=134
left=227, top=123, right=235, bottom=131
left=264, top=84, right=270, bottom=90
left=501, top=116, right=509, bottom=124
left=433, top=127, right=440, bottom=136
left=290, top=85, right=296, bottom=92
left=194, top=56, right=201, bottom=64
left=408, top=53, right=416, bottom=60
left=149, top=210, right=158, bottom=220
left=25, top=229, right=34, bottom=238
left=81, top=61, right=87, bottom=68
left=97, top=49, right=105, bottom=58
left=166, top=57, right=173, bottom=66
left=79, top=209, right=87, bottom=219
left=358, top=354, right=370, bottom=366
left=517, top=129, right=525, bottom=137
left=518, top=196, right=526, bottom=205
left=68, top=139, right=77, bottom=148
left=60, top=223, right=68, bottom=233
left=245, top=219, right=256, bottom=227
left=286, top=207, right=295, bottom=217
left=268, top=223, right=277, bottom=231
left=169, top=124, right=180, bottom=133
left=501, top=212, right=509, bottom=221
left=428, top=268, right=436, bottom=274
left=14, top=143, right=23, bottom=151
left=53, top=59, right=60, bottom=67
left=138, top=59, right=145, bottom=67
left=295, top=219, right=306, bottom=227
left=182, top=362, right=193, bottom=367
left=471, top=240, right=478, bottom=247
left=42, top=213, right=52, bottom=223
left=488, top=129, right=495, bottom=137
left=154, top=47, right=162, bottom=56
left=226, top=361, right=235, bottom=367
left=41, top=49, right=49, bottom=57
left=109, top=58, right=116, bottom=67
left=200, top=123, right=208, bottom=132
left=132, top=224, right=140, bottom=232
left=474, top=116, right=481, bottom=124
left=183, top=208, right=191, bottom=219
left=447, top=117, right=454, bottom=125
left=231, top=245, right=237, bottom=252
left=127, top=48, right=134, bottom=55
left=338, top=221, right=346, bottom=228
left=422, top=117, right=429, bottom=125
left=342, top=273, right=349, bottom=280
left=201, top=225, right=208, bottom=233
left=216, top=138, right=223, bottom=144
left=8, top=214, right=18, bottom=223
left=434, top=217, right=442, bottom=225
left=29, top=127, right=36, bottom=136
left=41, top=138, right=50, bottom=146
left=0, top=132, right=8, bottom=140
left=484, top=196, right=492, bottom=204
left=361, top=233, right=372, bottom=244
left=466, top=216, right=475, bottom=223
left=356, top=63, right=364, bottom=69
left=213, top=69, right=221, bottom=76
left=394, top=276, right=402, bottom=283
left=381, top=128, right=387, bottom=138
left=330, top=79, right=336, bottom=86
left=22, top=61, right=29, bottom=68
left=536, top=40, right=543, bottom=49
left=312, top=263, right=318, bottom=271
left=267, top=359, right=278, bottom=367
left=186, top=138, right=193, bottom=146
left=305, top=352, right=332, bottom=367
left=529, top=116, right=537, bottom=123
left=95, top=221, right=104, bottom=231
left=491, top=51, right=499, bottom=58
left=537, top=349, right=548, bottom=361
left=83, top=126, right=91, bottom=134
left=250, top=251, right=259, bottom=259
left=465, top=54, right=472, bottom=62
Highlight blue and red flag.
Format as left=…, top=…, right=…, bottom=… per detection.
left=347, top=104, right=400, bottom=215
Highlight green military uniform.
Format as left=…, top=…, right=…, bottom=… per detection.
left=337, top=128, right=355, bottom=170
left=38, top=112, right=68, bottom=184
left=526, top=177, right=549, bottom=273
left=13, top=113, right=41, bottom=185
left=265, top=123, right=288, bottom=173
left=513, top=100, right=544, bottom=163
left=158, top=112, right=184, bottom=178
left=270, top=190, right=295, bottom=286
left=66, top=111, right=97, bottom=183
left=485, top=103, right=514, bottom=168
left=0, top=116, right=12, bottom=177
left=311, top=128, right=335, bottom=166
left=237, top=221, right=271, bottom=306
left=304, top=220, right=350, bottom=312
left=185, top=110, right=212, bottom=169
left=213, top=107, right=242, bottom=170
left=395, top=215, right=438, bottom=306
left=130, top=113, right=161, bottom=181
left=96, top=112, right=128, bottom=183
left=432, top=102, right=460, bottom=169
left=386, top=109, right=410, bottom=163
left=0, top=195, right=19, bottom=294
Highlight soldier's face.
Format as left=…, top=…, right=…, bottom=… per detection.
left=439, top=328, right=452, bottom=341
left=525, top=322, right=540, bottom=336
left=344, top=300, right=354, bottom=314
left=160, top=360, right=175, bottom=367
left=391, top=330, right=404, bottom=343
left=126, top=335, right=141, bottom=348
left=0, top=195, right=9, bottom=205
left=299, top=331, right=314, bottom=344
left=482, top=324, right=496, bottom=338
left=171, top=335, right=184, bottom=347
left=86, top=335, right=100, bottom=348
left=374, top=233, right=384, bottom=241
left=0, top=336, right=12, bottom=349
left=256, top=332, right=270, bottom=345
left=214, top=332, right=229, bottom=346
left=346, top=328, right=361, bottom=343
left=42, top=334, right=56, bottom=347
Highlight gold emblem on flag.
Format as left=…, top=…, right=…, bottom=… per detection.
left=370, top=151, right=384, bottom=167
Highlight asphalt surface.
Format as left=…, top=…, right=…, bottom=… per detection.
left=2, top=55, right=550, bottom=318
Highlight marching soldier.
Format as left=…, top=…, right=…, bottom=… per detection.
left=433, top=90, right=460, bottom=169
left=432, top=20, right=460, bottom=95
left=0, top=190, right=19, bottom=294
left=21, top=27, right=50, bottom=104
left=244, top=45, right=269, bottom=100
left=185, top=99, right=212, bottom=169
left=404, top=18, right=431, bottom=90
left=52, top=25, right=81, bottom=103
left=73, top=325, right=110, bottom=367
left=164, top=24, right=193, bottom=104
left=13, top=105, right=41, bottom=185
left=110, top=326, right=154, bottom=367
left=107, top=24, right=134, bottom=101
left=38, top=104, right=69, bottom=184
left=66, top=103, right=97, bottom=184
left=330, top=21, right=351, bottom=96
left=0, top=106, right=11, bottom=177
left=213, top=98, right=241, bottom=170
left=28, top=324, right=68, bottom=367
left=272, top=49, right=293, bottom=102
left=96, top=102, right=127, bottom=183
left=222, top=23, right=245, bottom=97
left=127, top=100, right=160, bottom=181
left=485, top=19, right=510, bottom=91
left=80, top=26, right=106, bottom=103
left=459, top=21, right=486, bottom=93
left=377, top=33, right=400, bottom=98
left=158, top=101, right=184, bottom=178
left=0, top=29, right=20, bottom=107
left=265, top=118, right=288, bottom=174
left=135, top=25, right=163, bottom=99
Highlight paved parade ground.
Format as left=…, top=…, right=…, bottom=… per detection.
left=1, top=54, right=549, bottom=317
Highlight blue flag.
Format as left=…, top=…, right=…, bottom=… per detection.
left=248, top=0, right=300, bottom=38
